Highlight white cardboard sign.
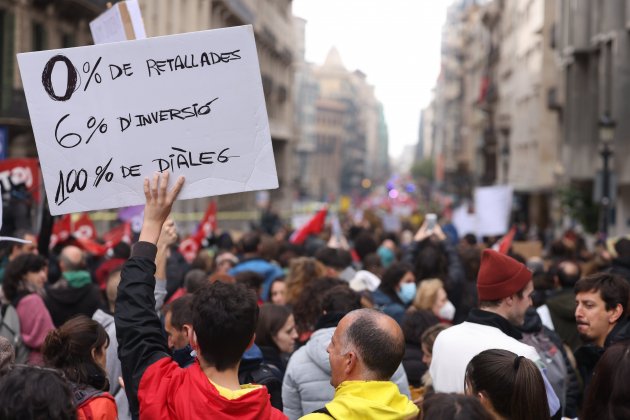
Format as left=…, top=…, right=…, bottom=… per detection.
left=17, top=25, right=278, bottom=215
left=474, top=185, right=513, bottom=236
left=89, top=0, right=147, bottom=44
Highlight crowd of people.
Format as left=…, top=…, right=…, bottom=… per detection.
left=0, top=172, right=628, bottom=419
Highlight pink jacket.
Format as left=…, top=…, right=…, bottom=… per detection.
left=16, top=293, right=55, bottom=365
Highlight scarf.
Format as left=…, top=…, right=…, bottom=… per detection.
left=63, top=271, right=92, bottom=288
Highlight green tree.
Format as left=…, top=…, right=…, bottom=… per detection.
left=411, top=158, right=434, bottom=182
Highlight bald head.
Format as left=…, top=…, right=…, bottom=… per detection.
left=557, top=260, right=581, bottom=288
left=338, top=308, right=405, bottom=380
left=60, top=245, right=85, bottom=272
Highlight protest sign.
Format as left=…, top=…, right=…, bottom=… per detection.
left=474, top=185, right=513, bottom=236
left=90, top=0, right=146, bottom=44
left=17, top=25, right=278, bottom=216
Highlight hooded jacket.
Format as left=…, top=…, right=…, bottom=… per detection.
left=45, top=278, right=103, bottom=327
left=116, top=243, right=285, bottom=420
left=281, top=326, right=411, bottom=420
left=229, top=258, right=285, bottom=301
left=300, top=381, right=418, bottom=420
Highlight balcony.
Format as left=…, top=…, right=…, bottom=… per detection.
left=32, top=0, right=108, bottom=20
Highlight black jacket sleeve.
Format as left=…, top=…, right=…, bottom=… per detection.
left=115, top=242, right=170, bottom=419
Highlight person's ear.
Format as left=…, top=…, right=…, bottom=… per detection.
left=182, top=324, right=193, bottom=339
left=345, top=350, right=357, bottom=375
left=609, top=304, right=624, bottom=324
left=190, top=330, right=199, bottom=351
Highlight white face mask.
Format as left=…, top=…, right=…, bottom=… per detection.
left=438, top=300, right=456, bottom=321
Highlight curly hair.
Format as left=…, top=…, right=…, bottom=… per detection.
left=2, top=253, right=47, bottom=302
left=293, top=277, right=346, bottom=335
left=285, top=257, right=327, bottom=305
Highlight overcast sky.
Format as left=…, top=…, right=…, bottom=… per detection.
left=292, top=0, right=449, bottom=159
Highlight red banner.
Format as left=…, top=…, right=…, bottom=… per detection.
left=0, top=158, right=41, bottom=201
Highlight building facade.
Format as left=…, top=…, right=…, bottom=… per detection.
left=556, top=0, right=630, bottom=236
left=293, top=37, right=387, bottom=203
left=1, top=0, right=106, bottom=159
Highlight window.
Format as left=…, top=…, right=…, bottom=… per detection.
left=32, top=22, right=46, bottom=51
left=1, top=9, right=15, bottom=111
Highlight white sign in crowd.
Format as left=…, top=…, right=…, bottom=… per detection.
left=18, top=25, right=278, bottom=215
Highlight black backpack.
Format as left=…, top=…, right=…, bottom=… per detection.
left=238, top=362, right=283, bottom=410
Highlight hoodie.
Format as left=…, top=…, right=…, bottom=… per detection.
left=281, top=327, right=411, bottom=420
left=229, top=258, right=285, bottom=301
left=45, top=280, right=103, bottom=327
left=116, top=243, right=284, bottom=419
left=301, top=381, right=418, bottom=420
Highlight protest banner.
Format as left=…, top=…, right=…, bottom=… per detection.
left=0, top=158, right=41, bottom=201
left=17, top=25, right=278, bottom=216
left=474, top=185, right=513, bottom=237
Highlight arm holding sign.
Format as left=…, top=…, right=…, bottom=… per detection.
left=115, top=172, right=184, bottom=419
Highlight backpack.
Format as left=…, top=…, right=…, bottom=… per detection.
left=238, top=362, right=283, bottom=410
left=0, top=303, right=29, bottom=364
left=521, top=330, right=567, bottom=409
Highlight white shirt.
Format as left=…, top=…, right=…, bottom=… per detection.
left=430, top=321, right=543, bottom=392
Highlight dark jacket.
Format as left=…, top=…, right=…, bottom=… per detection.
left=607, top=257, right=630, bottom=282
left=115, top=242, right=285, bottom=420
left=402, top=343, right=426, bottom=388
left=403, top=239, right=465, bottom=321
left=45, top=281, right=104, bottom=327
left=575, top=317, right=630, bottom=391
left=546, top=289, right=582, bottom=350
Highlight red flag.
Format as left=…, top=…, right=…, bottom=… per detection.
left=72, top=213, right=97, bottom=240
left=75, top=237, right=108, bottom=256
left=290, top=207, right=328, bottom=245
left=103, top=222, right=132, bottom=248
left=50, top=214, right=72, bottom=249
left=198, top=201, right=217, bottom=239
left=497, top=225, right=517, bottom=254
left=178, top=201, right=217, bottom=263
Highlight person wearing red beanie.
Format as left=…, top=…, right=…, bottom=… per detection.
left=428, top=249, right=560, bottom=417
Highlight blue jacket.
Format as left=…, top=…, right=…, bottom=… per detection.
left=372, top=289, right=406, bottom=325
left=229, top=258, right=285, bottom=301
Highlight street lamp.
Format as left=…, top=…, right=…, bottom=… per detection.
left=599, top=113, right=615, bottom=237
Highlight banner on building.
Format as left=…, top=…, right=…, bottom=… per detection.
left=17, top=25, right=278, bottom=215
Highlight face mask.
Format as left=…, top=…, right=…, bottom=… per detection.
left=397, top=282, right=417, bottom=305
left=438, top=300, right=456, bottom=321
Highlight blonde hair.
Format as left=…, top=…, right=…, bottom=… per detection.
left=412, top=279, right=444, bottom=311
left=285, top=257, right=327, bottom=304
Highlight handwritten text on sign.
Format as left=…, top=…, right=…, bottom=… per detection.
left=17, top=25, right=278, bottom=215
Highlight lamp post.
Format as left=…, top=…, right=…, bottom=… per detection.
left=599, top=113, right=615, bottom=237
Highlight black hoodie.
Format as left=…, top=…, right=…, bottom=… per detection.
left=45, top=282, right=104, bottom=327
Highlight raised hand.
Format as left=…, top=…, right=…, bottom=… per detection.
left=139, top=172, right=185, bottom=244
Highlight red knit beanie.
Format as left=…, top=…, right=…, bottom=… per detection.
left=477, top=249, right=532, bottom=300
